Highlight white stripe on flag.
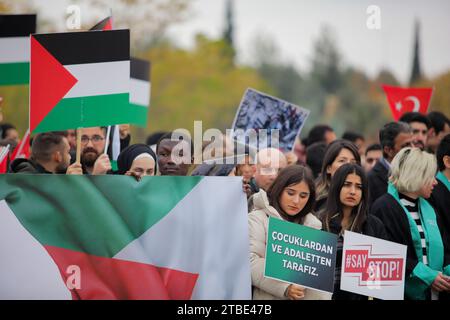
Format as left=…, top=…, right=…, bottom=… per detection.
left=0, top=37, right=29, bottom=63
left=64, top=61, right=130, bottom=99
left=0, top=200, right=71, bottom=299
left=112, top=125, right=120, bottom=161
left=114, top=177, right=252, bottom=299
left=130, top=78, right=150, bottom=107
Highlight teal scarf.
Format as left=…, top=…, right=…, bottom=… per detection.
left=388, top=183, right=449, bottom=300
left=436, top=171, right=450, bottom=191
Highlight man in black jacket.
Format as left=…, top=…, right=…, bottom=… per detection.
left=9, top=131, right=79, bottom=174
left=368, top=122, right=413, bottom=206
left=430, top=134, right=450, bottom=247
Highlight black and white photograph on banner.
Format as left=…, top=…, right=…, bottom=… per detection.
left=231, top=88, right=310, bottom=152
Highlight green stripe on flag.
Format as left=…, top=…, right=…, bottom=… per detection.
left=0, top=62, right=29, bottom=85
left=0, top=175, right=202, bottom=258
left=33, top=93, right=145, bottom=133
left=130, top=103, right=148, bottom=126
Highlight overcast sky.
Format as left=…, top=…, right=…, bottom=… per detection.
left=29, top=0, right=450, bottom=84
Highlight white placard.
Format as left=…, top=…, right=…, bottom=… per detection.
left=341, top=231, right=407, bottom=300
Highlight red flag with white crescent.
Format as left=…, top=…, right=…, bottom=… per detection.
left=382, top=85, right=433, bottom=121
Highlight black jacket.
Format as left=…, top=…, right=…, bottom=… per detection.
left=328, top=214, right=387, bottom=300
left=8, top=158, right=52, bottom=174
left=371, top=193, right=450, bottom=299
left=368, top=160, right=389, bottom=206
left=429, top=179, right=450, bottom=260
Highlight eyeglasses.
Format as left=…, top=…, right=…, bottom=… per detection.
left=81, top=135, right=104, bottom=145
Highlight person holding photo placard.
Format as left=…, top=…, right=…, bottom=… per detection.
left=248, top=165, right=331, bottom=300
left=321, top=163, right=387, bottom=300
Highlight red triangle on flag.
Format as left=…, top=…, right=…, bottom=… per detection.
left=45, top=245, right=199, bottom=300
left=103, top=19, right=112, bottom=31
left=382, top=85, right=433, bottom=121
left=30, top=36, right=78, bottom=133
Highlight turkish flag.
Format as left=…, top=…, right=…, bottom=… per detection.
left=382, top=85, right=433, bottom=121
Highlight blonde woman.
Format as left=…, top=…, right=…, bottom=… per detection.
left=371, top=147, right=450, bottom=300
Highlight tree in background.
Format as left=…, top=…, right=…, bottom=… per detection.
left=409, top=19, right=422, bottom=86
left=134, top=34, right=271, bottom=141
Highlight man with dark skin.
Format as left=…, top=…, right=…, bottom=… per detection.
left=156, top=132, right=193, bottom=176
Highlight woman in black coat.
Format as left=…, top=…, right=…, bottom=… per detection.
left=371, top=147, right=450, bottom=300
left=321, top=163, right=387, bottom=300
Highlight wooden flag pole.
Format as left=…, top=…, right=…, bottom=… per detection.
left=76, top=128, right=82, bottom=164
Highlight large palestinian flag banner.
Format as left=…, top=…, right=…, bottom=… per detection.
left=29, top=30, right=142, bottom=133
left=130, top=57, right=151, bottom=126
left=0, top=14, right=36, bottom=86
left=0, top=175, right=251, bottom=299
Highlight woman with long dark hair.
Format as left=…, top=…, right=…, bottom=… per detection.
left=321, top=163, right=386, bottom=300
left=249, top=165, right=331, bottom=300
left=315, top=140, right=361, bottom=212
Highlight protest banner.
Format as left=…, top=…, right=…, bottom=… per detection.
left=382, top=84, right=433, bottom=121
left=341, top=231, right=407, bottom=300
left=231, top=88, right=310, bottom=152
left=265, top=217, right=337, bottom=293
left=0, top=175, right=251, bottom=299
left=0, top=14, right=36, bottom=86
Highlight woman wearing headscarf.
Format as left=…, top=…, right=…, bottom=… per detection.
left=116, top=144, right=157, bottom=180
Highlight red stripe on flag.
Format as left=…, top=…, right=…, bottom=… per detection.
left=30, top=36, right=78, bottom=133
left=44, top=245, right=198, bottom=300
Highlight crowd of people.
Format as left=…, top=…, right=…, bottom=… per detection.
left=0, top=105, right=449, bottom=300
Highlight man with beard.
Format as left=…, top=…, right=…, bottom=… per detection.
left=9, top=131, right=80, bottom=174
left=80, top=127, right=112, bottom=175
left=399, top=112, right=431, bottom=151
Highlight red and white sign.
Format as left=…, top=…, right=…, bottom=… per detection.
left=382, top=85, right=433, bottom=121
left=341, top=231, right=407, bottom=300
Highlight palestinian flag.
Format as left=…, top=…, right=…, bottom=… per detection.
left=0, top=175, right=251, bottom=299
left=130, top=57, right=151, bottom=126
left=0, top=14, right=36, bottom=86
left=30, top=30, right=141, bottom=134
left=90, top=16, right=113, bottom=31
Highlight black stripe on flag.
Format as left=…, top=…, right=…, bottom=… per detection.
left=33, top=29, right=129, bottom=65
left=131, top=57, right=151, bottom=81
left=0, top=14, right=36, bottom=37
left=89, top=16, right=111, bottom=31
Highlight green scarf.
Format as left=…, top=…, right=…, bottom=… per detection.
left=388, top=183, right=449, bottom=300
left=436, top=171, right=450, bottom=191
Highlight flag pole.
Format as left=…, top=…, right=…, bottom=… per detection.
left=104, top=125, right=112, bottom=155
left=76, top=128, right=82, bottom=164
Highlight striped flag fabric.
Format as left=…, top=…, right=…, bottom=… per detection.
left=10, top=128, right=30, bottom=160
left=130, top=57, right=151, bottom=126
left=0, top=145, right=10, bottom=174
left=90, top=17, right=151, bottom=126
left=0, top=14, right=36, bottom=86
left=0, top=175, right=251, bottom=299
left=29, top=30, right=142, bottom=133
left=89, top=16, right=113, bottom=31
